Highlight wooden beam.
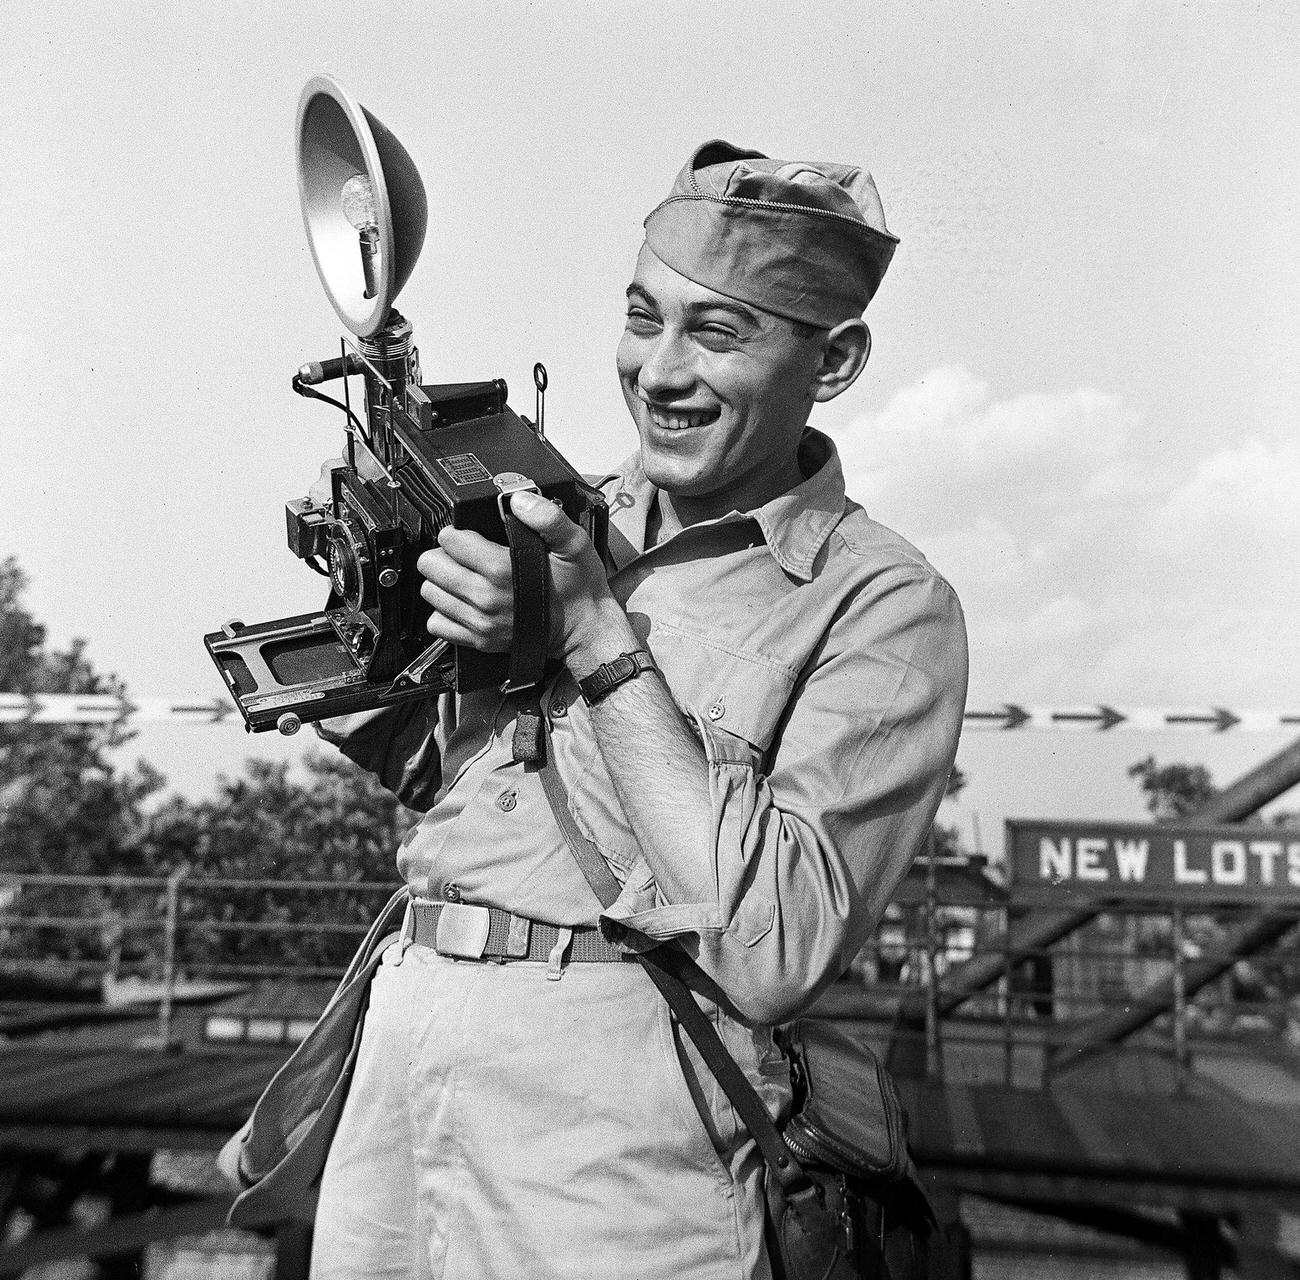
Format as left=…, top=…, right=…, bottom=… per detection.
left=986, top=1192, right=1213, bottom=1257
left=931, top=1168, right=1300, bottom=1217
left=0, top=1123, right=225, bottom=1154
left=0, top=1195, right=242, bottom=1275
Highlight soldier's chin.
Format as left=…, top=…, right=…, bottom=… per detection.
left=639, top=450, right=716, bottom=500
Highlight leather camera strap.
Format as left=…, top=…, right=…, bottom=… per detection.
left=502, top=509, right=550, bottom=764
left=535, top=728, right=808, bottom=1196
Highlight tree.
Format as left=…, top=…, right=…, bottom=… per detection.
left=944, top=763, right=967, bottom=801
left=0, top=559, right=172, bottom=978
left=0, top=557, right=161, bottom=880
left=1127, top=754, right=1217, bottom=823
left=146, top=752, right=410, bottom=974
left=1, top=558, right=410, bottom=980
left=931, top=760, right=968, bottom=858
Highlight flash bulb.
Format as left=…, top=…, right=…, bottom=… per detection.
left=340, top=174, right=378, bottom=230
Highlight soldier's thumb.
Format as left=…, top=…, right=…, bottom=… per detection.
left=509, top=489, right=584, bottom=556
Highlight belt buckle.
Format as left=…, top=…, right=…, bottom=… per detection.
left=435, top=902, right=491, bottom=959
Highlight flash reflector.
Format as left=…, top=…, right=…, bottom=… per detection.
left=296, top=74, right=428, bottom=337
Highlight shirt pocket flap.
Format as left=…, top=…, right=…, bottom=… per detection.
left=651, top=623, right=797, bottom=756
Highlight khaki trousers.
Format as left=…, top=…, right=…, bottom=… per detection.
left=310, top=938, right=788, bottom=1279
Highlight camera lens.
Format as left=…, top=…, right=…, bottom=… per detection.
left=327, top=518, right=371, bottom=613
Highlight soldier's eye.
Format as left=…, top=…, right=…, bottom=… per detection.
left=624, top=308, right=660, bottom=333
left=696, top=325, right=738, bottom=350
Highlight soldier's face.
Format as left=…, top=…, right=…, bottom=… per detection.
left=616, top=245, right=822, bottom=519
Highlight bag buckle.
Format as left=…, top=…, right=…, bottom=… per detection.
left=435, top=902, right=491, bottom=959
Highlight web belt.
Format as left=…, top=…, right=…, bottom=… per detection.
left=408, top=899, right=628, bottom=964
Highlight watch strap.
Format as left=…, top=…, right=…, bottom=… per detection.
left=577, top=650, right=657, bottom=705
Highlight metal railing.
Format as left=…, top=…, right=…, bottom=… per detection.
left=0, top=871, right=398, bottom=983
left=2, top=869, right=1298, bottom=1085
left=841, top=887, right=1300, bottom=1087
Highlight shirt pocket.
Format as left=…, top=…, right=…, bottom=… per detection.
left=650, top=621, right=798, bottom=762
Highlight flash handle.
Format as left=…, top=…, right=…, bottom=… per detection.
left=298, top=353, right=364, bottom=386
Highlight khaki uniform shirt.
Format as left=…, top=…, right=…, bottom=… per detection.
left=319, top=429, right=967, bottom=1024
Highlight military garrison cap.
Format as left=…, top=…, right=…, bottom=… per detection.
left=643, top=140, right=898, bottom=328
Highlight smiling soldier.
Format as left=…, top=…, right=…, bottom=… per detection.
left=311, top=141, right=968, bottom=1280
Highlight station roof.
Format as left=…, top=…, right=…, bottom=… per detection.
left=2, top=978, right=1298, bottom=1216
left=0, top=1041, right=1296, bottom=1214
left=898, top=1075, right=1300, bottom=1211
left=0, top=1042, right=285, bottom=1150
left=0, top=981, right=336, bottom=1150
left=892, top=858, right=1008, bottom=907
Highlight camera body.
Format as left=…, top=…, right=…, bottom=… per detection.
left=206, top=322, right=607, bottom=734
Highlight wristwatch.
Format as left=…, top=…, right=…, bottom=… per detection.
left=577, top=650, right=658, bottom=706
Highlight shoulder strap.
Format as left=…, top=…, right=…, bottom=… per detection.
left=502, top=508, right=550, bottom=764
left=535, top=731, right=808, bottom=1195
left=501, top=508, right=550, bottom=692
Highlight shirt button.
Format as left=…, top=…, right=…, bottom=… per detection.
left=549, top=698, right=568, bottom=719
left=708, top=698, right=726, bottom=722
left=444, top=882, right=463, bottom=903
left=496, top=787, right=518, bottom=812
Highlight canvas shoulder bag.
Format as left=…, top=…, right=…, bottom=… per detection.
left=217, top=886, right=409, bottom=1227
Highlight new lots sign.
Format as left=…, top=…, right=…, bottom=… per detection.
left=1008, top=820, right=1300, bottom=904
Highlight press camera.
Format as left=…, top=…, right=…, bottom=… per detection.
left=206, top=76, right=607, bottom=734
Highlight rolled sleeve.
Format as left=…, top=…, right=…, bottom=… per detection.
left=602, top=570, right=967, bottom=1025
left=315, top=696, right=445, bottom=812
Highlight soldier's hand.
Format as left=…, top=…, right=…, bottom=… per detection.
left=417, top=529, right=515, bottom=653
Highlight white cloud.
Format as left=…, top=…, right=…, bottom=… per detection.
left=1151, top=439, right=1300, bottom=566
left=840, top=368, right=1146, bottom=527
left=829, top=369, right=1297, bottom=706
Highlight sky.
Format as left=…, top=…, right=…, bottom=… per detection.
left=3, top=1, right=1298, bottom=858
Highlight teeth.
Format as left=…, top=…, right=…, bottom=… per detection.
left=649, top=408, right=710, bottom=431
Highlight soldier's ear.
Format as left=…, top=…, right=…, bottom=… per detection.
left=811, top=319, right=870, bottom=404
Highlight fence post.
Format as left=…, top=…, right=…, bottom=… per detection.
left=1001, top=909, right=1014, bottom=1085
left=923, top=832, right=945, bottom=1079
left=1171, top=905, right=1189, bottom=1086
left=142, top=866, right=187, bottom=1052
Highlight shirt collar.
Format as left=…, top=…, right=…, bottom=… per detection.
left=601, top=427, right=848, bottom=582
